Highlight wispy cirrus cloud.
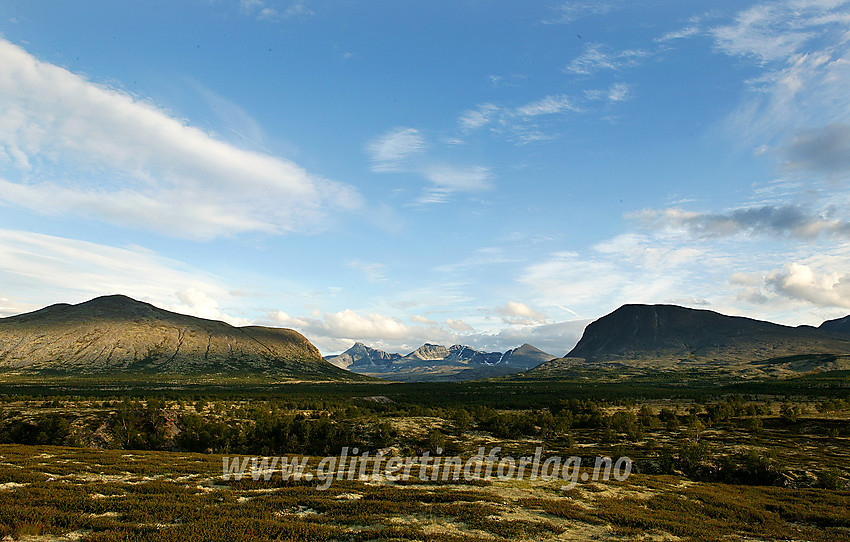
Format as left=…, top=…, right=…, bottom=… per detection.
left=543, top=2, right=613, bottom=24
left=656, top=25, right=701, bottom=43
left=239, top=0, right=312, bottom=21
left=566, top=43, right=650, bottom=75
left=711, top=3, right=818, bottom=63
left=460, top=95, right=581, bottom=133
left=709, top=0, right=850, bottom=150
left=423, top=165, right=491, bottom=192
left=366, top=127, right=426, bottom=172
left=488, top=74, right=527, bottom=88
left=0, top=39, right=361, bottom=240
left=414, top=165, right=493, bottom=206
left=458, top=85, right=628, bottom=144
left=367, top=128, right=491, bottom=205
left=585, top=83, right=632, bottom=103
left=459, top=103, right=501, bottom=132
left=515, top=94, right=581, bottom=117
left=648, top=0, right=850, bottom=239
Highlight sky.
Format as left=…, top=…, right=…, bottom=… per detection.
left=1, top=1, right=850, bottom=356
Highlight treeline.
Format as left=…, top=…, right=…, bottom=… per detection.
left=0, top=398, right=398, bottom=455
left=1, top=394, right=847, bottom=457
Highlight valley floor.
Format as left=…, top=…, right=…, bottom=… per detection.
left=1, top=442, right=849, bottom=542
left=0, top=375, right=849, bottom=541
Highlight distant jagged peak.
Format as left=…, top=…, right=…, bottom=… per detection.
left=406, top=343, right=450, bottom=360
left=325, top=341, right=402, bottom=370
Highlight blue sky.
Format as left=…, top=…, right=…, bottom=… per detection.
left=2, top=1, right=850, bottom=355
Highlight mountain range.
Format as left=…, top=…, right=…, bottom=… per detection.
left=325, top=342, right=556, bottom=381
left=0, top=295, right=355, bottom=379
left=3, top=295, right=850, bottom=382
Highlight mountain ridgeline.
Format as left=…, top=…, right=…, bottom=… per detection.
left=543, top=304, right=850, bottom=376
left=325, top=342, right=556, bottom=381
left=820, top=314, right=850, bottom=335
left=0, top=295, right=356, bottom=379
left=3, top=296, right=850, bottom=381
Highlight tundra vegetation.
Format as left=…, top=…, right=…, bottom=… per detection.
left=0, top=372, right=848, bottom=541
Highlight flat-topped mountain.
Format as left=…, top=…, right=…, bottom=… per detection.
left=563, top=304, right=850, bottom=370
left=0, top=295, right=356, bottom=378
left=326, top=341, right=556, bottom=381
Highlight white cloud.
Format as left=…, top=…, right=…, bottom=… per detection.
left=171, top=287, right=252, bottom=326
left=607, top=83, right=632, bottom=102
left=0, top=296, right=39, bottom=318
left=585, top=83, right=632, bottom=103
left=515, top=94, right=581, bottom=117
left=656, top=26, right=701, bottom=43
left=543, top=2, right=613, bottom=24
left=459, top=103, right=501, bottom=131
left=0, top=39, right=360, bottom=239
left=714, top=1, right=850, bottom=146
left=488, top=74, right=527, bottom=88
left=239, top=0, right=312, bottom=21
left=735, top=252, right=850, bottom=314
left=270, top=304, right=585, bottom=356
left=566, top=43, right=649, bottom=75
left=495, top=301, right=548, bottom=325
left=0, top=229, right=249, bottom=324
left=189, top=80, right=270, bottom=149
left=423, top=165, right=492, bottom=192
left=366, top=127, right=426, bottom=172
left=519, top=232, right=717, bottom=317
left=413, top=188, right=452, bottom=205
left=766, top=261, right=850, bottom=308
left=711, top=4, right=815, bottom=62
left=457, top=94, right=589, bottom=144
left=408, top=165, right=491, bottom=205
left=519, top=251, right=627, bottom=309
left=481, top=320, right=590, bottom=356
left=274, top=309, right=410, bottom=340
left=367, top=128, right=490, bottom=205
left=593, top=234, right=704, bottom=267
left=410, top=314, right=436, bottom=325
left=445, top=318, right=473, bottom=332
left=270, top=308, right=415, bottom=352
